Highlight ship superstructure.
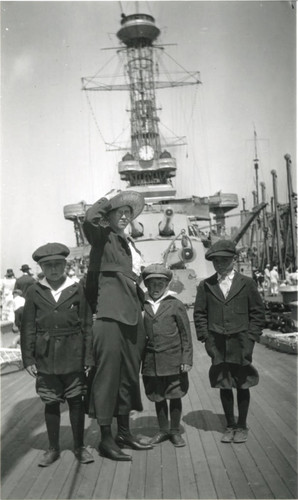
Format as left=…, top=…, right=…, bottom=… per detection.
left=64, top=11, right=240, bottom=304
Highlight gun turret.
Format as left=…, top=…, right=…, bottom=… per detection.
left=130, top=220, right=144, bottom=238
left=159, top=208, right=175, bottom=236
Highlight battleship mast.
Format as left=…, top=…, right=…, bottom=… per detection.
left=82, top=13, right=202, bottom=201
left=64, top=11, right=240, bottom=259
left=116, top=13, right=178, bottom=199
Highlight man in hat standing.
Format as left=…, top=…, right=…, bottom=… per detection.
left=21, top=242, right=94, bottom=466
left=14, top=264, right=36, bottom=298
left=193, top=239, right=265, bottom=444
left=83, top=189, right=152, bottom=461
left=264, top=264, right=271, bottom=293
left=269, top=265, right=279, bottom=297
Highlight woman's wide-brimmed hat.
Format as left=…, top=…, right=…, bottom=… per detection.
left=5, top=268, right=14, bottom=277
left=103, top=191, right=145, bottom=220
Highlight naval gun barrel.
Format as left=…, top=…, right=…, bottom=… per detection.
left=130, top=220, right=144, bottom=238
left=159, top=208, right=175, bottom=236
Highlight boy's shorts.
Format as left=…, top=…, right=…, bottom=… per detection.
left=36, top=372, right=86, bottom=404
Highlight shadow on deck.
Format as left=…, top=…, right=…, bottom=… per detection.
left=1, top=324, right=297, bottom=499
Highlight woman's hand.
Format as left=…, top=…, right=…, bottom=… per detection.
left=26, top=364, right=37, bottom=377
left=84, top=366, right=92, bottom=376
left=181, top=363, right=192, bottom=373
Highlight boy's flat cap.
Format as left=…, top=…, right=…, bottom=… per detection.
left=205, top=239, right=237, bottom=261
left=142, top=263, right=173, bottom=281
left=33, top=242, right=70, bottom=264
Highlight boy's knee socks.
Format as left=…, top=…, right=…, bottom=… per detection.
left=117, top=414, right=130, bottom=436
left=170, top=398, right=182, bottom=433
left=237, top=388, right=250, bottom=428
left=45, top=402, right=60, bottom=449
left=220, top=389, right=236, bottom=427
left=67, top=396, right=85, bottom=449
left=155, top=400, right=169, bottom=430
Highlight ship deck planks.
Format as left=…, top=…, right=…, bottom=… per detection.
left=1, top=322, right=297, bottom=500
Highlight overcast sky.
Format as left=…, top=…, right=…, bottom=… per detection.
left=1, top=1, right=296, bottom=276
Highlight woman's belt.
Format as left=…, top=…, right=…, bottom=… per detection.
left=99, top=264, right=138, bottom=282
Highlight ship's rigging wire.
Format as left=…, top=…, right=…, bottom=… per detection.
left=85, top=92, right=106, bottom=146
left=83, top=10, right=210, bottom=197
left=118, top=1, right=124, bottom=15
left=243, top=135, right=271, bottom=208
left=162, top=50, right=200, bottom=84
left=193, top=84, right=212, bottom=195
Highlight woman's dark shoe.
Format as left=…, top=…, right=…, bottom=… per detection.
left=38, top=448, right=60, bottom=467
left=150, top=431, right=169, bottom=445
left=115, top=434, right=153, bottom=450
left=170, top=434, right=186, bottom=447
left=98, top=442, right=132, bottom=461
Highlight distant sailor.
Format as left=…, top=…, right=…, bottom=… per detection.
left=194, top=239, right=265, bottom=444
left=20, top=242, right=94, bottom=467
left=269, top=266, right=279, bottom=297
left=1, top=268, right=16, bottom=321
left=14, top=264, right=36, bottom=298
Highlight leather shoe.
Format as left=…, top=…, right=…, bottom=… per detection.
left=150, top=431, right=169, bottom=445
left=38, top=448, right=60, bottom=467
left=98, top=442, right=132, bottom=461
left=170, top=434, right=186, bottom=447
left=74, top=446, right=94, bottom=464
left=233, top=427, right=248, bottom=443
left=221, top=427, right=235, bottom=443
left=115, top=434, right=153, bottom=450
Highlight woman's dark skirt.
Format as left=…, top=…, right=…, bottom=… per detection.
left=143, top=373, right=189, bottom=402
left=209, top=362, right=259, bottom=389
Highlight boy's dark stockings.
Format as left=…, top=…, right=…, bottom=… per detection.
left=45, top=402, right=60, bottom=449
left=117, top=414, right=130, bottom=436
left=220, top=388, right=250, bottom=428
left=170, top=398, right=182, bottom=434
left=155, top=398, right=182, bottom=433
left=237, top=388, right=250, bottom=428
left=155, top=400, right=168, bottom=430
left=67, top=395, right=85, bottom=449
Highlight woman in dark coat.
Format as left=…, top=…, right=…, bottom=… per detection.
left=83, top=190, right=152, bottom=461
left=193, top=239, right=265, bottom=444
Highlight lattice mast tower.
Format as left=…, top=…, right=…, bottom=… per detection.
left=116, top=13, right=176, bottom=197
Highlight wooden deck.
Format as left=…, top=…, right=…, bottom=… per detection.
left=1, top=319, right=297, bottom=500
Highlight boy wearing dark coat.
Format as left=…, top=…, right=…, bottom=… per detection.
left=193, top=239, right=265, bottom=443
left=142, top=264, right=193, bottom=447
left=21, top=243, right=94, bottom=466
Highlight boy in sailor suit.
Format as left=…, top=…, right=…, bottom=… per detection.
left=142, top=264, right=193, bottom=447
